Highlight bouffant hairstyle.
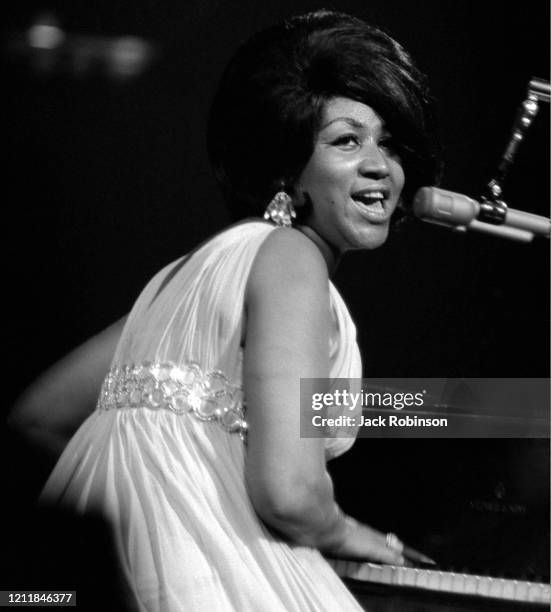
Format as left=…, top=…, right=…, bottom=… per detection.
left=207, top=10, right=440, bottom=220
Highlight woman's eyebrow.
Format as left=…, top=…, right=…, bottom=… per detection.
left=320, top=117, right=365, bottom=130
left=319, top=116, right=386, bottom=132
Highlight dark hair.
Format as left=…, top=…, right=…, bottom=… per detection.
left=207, top=10, right=440, bottom=220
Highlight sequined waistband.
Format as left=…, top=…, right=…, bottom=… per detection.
left=96, top=361, right=247, bottom=439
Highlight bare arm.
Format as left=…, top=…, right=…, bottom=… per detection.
left=7, top=316, right=127, bottom=465
left=244, top=229, right=403, bottom=564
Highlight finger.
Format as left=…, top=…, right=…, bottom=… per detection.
left=374, top=546, right=406, bottom=566
left=361, top=528, right=406, bottom=565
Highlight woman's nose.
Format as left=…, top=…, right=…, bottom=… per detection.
left=358, top=144, right=390, bottom=178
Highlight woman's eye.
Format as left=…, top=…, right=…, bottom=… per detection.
left=332, top=134, right=360, bottom=149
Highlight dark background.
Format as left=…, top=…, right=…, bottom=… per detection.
left=1, top=0, right=549, bottom=603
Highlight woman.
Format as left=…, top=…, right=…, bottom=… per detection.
left=9, top=10, right=438, bottom=611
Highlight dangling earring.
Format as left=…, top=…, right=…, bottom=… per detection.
left=264, top=190, right=296, bottom=227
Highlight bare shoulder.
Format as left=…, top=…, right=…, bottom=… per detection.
left=247, top=227, right=328, bottom=299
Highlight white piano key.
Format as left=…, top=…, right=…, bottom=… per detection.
left=426, top=570, right=441, bottom=591
left=477, top=576, right=491, bottom=597
left=489, top=578, right=505, bottom=599
left=527, top=582, right=539, bottom=603
left=402, top=567, right=417, bottom=587
left=381, top=564, right=394, bottom=584
left=513, top=580, right=528, bottom=602
left=438, top=570, right=453, bottom=592
left=451, top=572, right=465, bottom=593
left=416, top=568, right=429, bottom=589
left=394, top=565, right=408, bottom=586
left=501, top=579, right=515, bottom=601
left=463, top=573, right=477, bottom=595
left=528, top=582, right=551, bottom=604
left=365, top=563, right=384, bottom=583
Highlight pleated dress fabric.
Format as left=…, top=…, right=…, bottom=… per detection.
left=40, top=221, right=364, bottom=611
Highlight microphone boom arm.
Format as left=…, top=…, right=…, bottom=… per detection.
left=486, top=77, right=550, bottom=201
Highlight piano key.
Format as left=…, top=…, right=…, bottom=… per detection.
left=513, top=580, right=527, bottom=602
left=439, top=569, right=453, bottom=592
left=476, top=575, right=490, bottom=597
left=416, top=568, right=429, bottom=589
left=451, top=572, right=465, bottom=592
left=394, top=564, right=408, bottom=586
left=488, top=578, right=504, bottom=599
left=381, top=564, right=393, bottom=584
left=427, top=570, right=441, bottom=591
left=463, top=573, right=477, bottom=595
left=501, top=579, right=515, bottom=601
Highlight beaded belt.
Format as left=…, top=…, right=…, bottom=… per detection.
left=96, top=361, right=247, bottom=439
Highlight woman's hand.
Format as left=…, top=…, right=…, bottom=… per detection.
left=324, top=513, right=406, bottom=565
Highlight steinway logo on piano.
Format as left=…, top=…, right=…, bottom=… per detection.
left=469, top=499, right=527, bottom=514
left=469, top=482, right=527, bottom=514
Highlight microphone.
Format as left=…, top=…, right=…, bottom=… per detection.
left=412, top=187, right=551, bottom=242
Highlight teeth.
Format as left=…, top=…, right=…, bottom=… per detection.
left=354, top=191, right=385, bottom=201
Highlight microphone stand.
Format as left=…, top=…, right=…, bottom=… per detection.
left=478, top=77, right=551, bottom=232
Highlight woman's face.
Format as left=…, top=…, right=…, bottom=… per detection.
left=295, top=97, right=405, bottom=252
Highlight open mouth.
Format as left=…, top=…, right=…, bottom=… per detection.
left=351, top=191, right=389, bottom=220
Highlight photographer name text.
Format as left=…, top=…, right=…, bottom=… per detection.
left=312, top=414, right=448, bottom=428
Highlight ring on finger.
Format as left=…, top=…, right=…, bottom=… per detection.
left=385, top=532, right=403, bottom=553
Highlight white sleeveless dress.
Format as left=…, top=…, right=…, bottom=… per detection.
left=40, top=221, right=363, bottom=611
